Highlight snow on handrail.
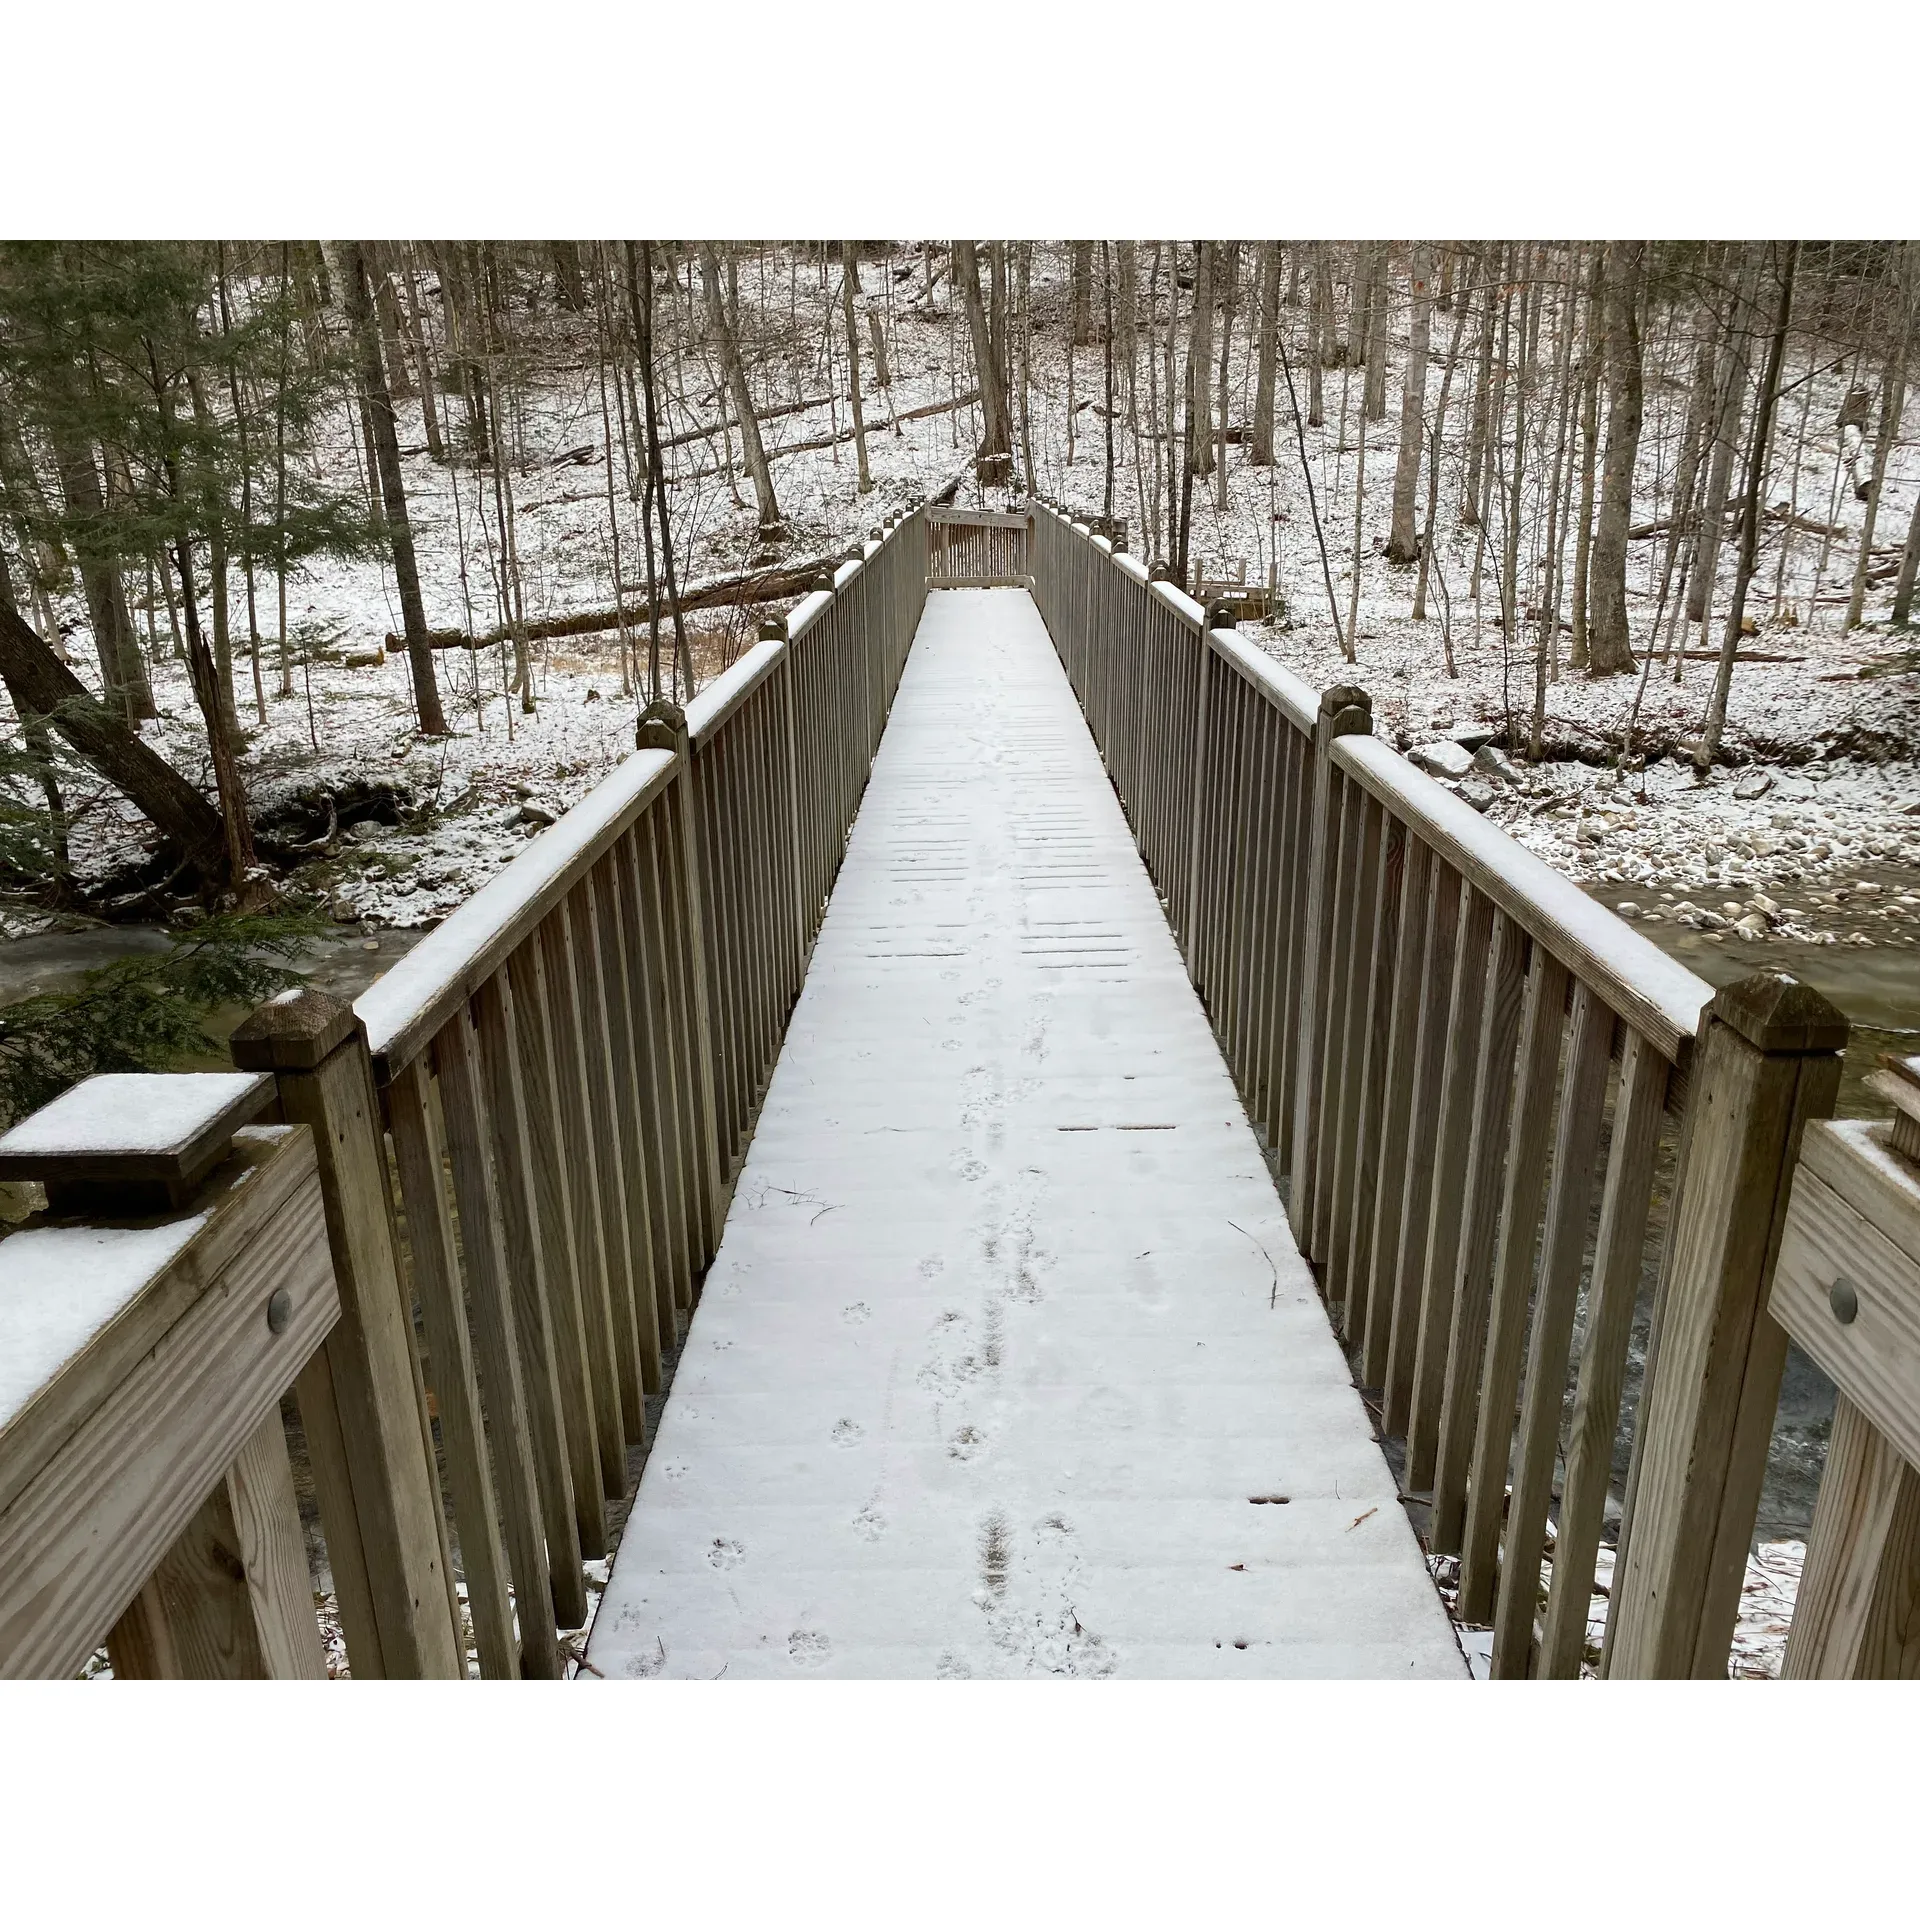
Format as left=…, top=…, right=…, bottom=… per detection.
left=686, top=639, right=785, bottom=748
left=1207, top=629, right=1319, bottom=734
left=1333, top=732, right=1713, bottom=1062
left=356, top=747, right=679, bottom=1074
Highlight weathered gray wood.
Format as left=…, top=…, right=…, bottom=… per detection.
left=1607, top=973, right=1846, bottom=1678
left=105, top=1576, right=181, bottom=1679
left=229, top=991, right=462, bottom=1679
left=154, top=1407, right=327, bottom=1680
left=430, top=1004, right=563, bottom=1678
left=1333, top=733, right=1712, bottom=1066
left=1288, top=688, right=1373, bottom=1243
left=1455, top=951, right=1574, bottom=1617
left=0, top=1131, right=338, bottom=1679
left=1488, top=983, right=1616, bottom=1673
left=387, top=1059, right=517, bottom=1679
left=1782, top=1392, right=1920, bottom=1678
left=1406, top=887, right=1497, bottom=1487
left=589, top=854, right=664, bottom=1403
left=1362, top=836, right=1433, bottom=1384
left=472, top=968, right=597, bottom=1599
left=1426, top=911, right=1529, bottom=1538
left=1538, top=1029, right=1669, bottom=1677
left=1771, top=1122, right=1920, bottom=1473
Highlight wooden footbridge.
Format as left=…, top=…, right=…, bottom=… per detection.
left=4, top=503, right=1916, bottom=1680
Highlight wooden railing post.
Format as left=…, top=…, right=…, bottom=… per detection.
left=1287, top=683, right=1372, bottom=1249
left=1604, top=971, right=1847, bottom=1678
left=230, top=988, right=464, bottom=1679
left=639, top=698, right=726, bottom=1262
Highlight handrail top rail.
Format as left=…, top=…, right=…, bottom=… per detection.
left=356, top=746, right=678, bottom=1076
left=355, top=507, right=923, bottom=1076
left=1208, top=628, right=1319, bottom=734
left=1333, top=731, right=1713, bottom=1063
left=687, top=639, right=785, bottom=748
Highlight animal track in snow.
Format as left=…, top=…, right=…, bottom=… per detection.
left=788, top=1630, right=831, bottom=1668
left=842, top=1300, right=871, bottom=1322
left=830, top=1418, right=865, bottom=1447
left=948, top=1424, right=986, bottom=1461
left=852, top=1505, right=888, bottom=1540
left=707, top=1537, right=744, bottom=1569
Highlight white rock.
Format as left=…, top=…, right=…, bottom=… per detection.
left=1734, top=772, right=1774, bottom=800
left=1473, top=745, right=1526, bottom=787
left=1407, top=740, right=1475, bottom=779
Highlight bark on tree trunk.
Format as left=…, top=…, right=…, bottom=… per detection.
left=1686, top=252, right=1757, bottom=628
left=1699, top=244, right=1799, bottom=768
left=1364, top=242, right=1391, bottom=422
left=1844, top=243, right=1914, bottom=630
left=52, top=439, right=155, bottom=720
left=1071, top=242, right=1094, bottom=346
left=1187, top=241, right=1215, bottom=477
left=341, top=241, right=449, bottom=734
left=698, top=243, right=784, bottom=540
left=1251, top=241, right=1280, bottom=466
left=0, top=597, right=229, bottom=886
left=839, top=242, right=872, bottom=495
left=1386, top=244, right=1432, bottom=563
left=955, top=242, right=1012, bottom=486
left=1587, top=241, right=1646, bottom=675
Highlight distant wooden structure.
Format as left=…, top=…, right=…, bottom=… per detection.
left=0, top=501, right=1904, bottom=1680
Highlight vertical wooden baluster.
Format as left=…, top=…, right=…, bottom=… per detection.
left=1383, top=861, right=1461, bottom=1433
left=1308, top=775, right=1365, bottom=1266
left=617, top=824, right=684, bottom=1358
left=1362, top=835, right=1433, bottom=1385
left=1405, top=890, right=1500, bottom=1488
left=1490, top=983, right=1616, bottom=1675
left=1287, top=686, right=1372, bottom=1241
left=592, top=852, right=665, bottom=1396
left=428, top=1007, right=563, bottom=1676
left=495, top=937, right=607, bottom=1556
left=1428, top=918, right=1533, bottom=1556
left=1782, top=1394, right=1920, bottom=1678
left=566, top=879, right=647, bottom=1465
left=469, top=973, right=592, bottom=1621
left=143, top=1409, right=327, bottom=1679
left=1537, top=1029, right=1669, bottom=1677
left=1324, top=793, right=1386, bottom=1323
left=1341, top=811, right=1406, bottom=1351
left=388, top=1058, right=517, bottom=1678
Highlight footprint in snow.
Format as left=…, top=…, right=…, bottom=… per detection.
left=831, top=1418, right=865, bottom=1448
left=707, top=1537, right=744, bottom=1569
left=788, top=1631, right=832, bottom=1669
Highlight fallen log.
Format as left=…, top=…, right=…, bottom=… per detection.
left=384, top=555, right=850, bottom=654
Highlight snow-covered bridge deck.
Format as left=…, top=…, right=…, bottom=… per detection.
left=586, top=588, right=1463, bottom=1678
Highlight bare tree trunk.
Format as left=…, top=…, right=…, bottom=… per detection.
left=838, top=242, right=872, bottom=495
left=1587, top=241, right=1646, bottom=675
left=1386, top=244, right=1433, bottom=562
left=1212, top=242, right=1237, bottom=508
left=1103, top=241, right=1117, bottom=520
left=1364, top=243, right=1391, bottom=422
left=629, top=242, right=692, bottom=701
left=1071, top=242, right=1094, bottom=346
left=1893, top=485, right=1920, bottom=628
left=52, top=438, right=154, bottom=720
left=1345, top=243, right=1370, bottom=366
left=341, top=240, right=449, bottom=734
left=1686, top=251, right=1757, bottom=629
left=1462, top=254, right=1496, bottom=529
left=1414, top=260, right=1473, bottom=623
left=396, top=248, right=446, bottom=461
left=1845, top=242, right=1914, bottom=629
left=1187, top=241, right=1215, bottom=478
left=1251, top=241, right=1281, bottom=466
left=1308, top=244, right=1329, bottom=425
left=0, top=596, right=230, bottom=886
left=185, top=366, right=238, bottom=738
left=955, top=241, right=1012, bottom=486
left=698, top=242, right=784, bottom=539
left=1569, top=250, right=1602, bottom=667
left=1699, top=244, right=1798, bottom=768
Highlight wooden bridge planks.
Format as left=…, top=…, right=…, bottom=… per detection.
left=585, top=587, right=1462, bottom=1679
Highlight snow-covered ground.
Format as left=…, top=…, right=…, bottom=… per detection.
left=16, top=244, right=1917, bottom=940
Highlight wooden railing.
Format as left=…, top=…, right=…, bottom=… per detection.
left=1027, top=500, right=1861, bottom=1680
left=0, top=508, right=928, bottom=1678
left=927, top=506, right=1033, bottom=587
